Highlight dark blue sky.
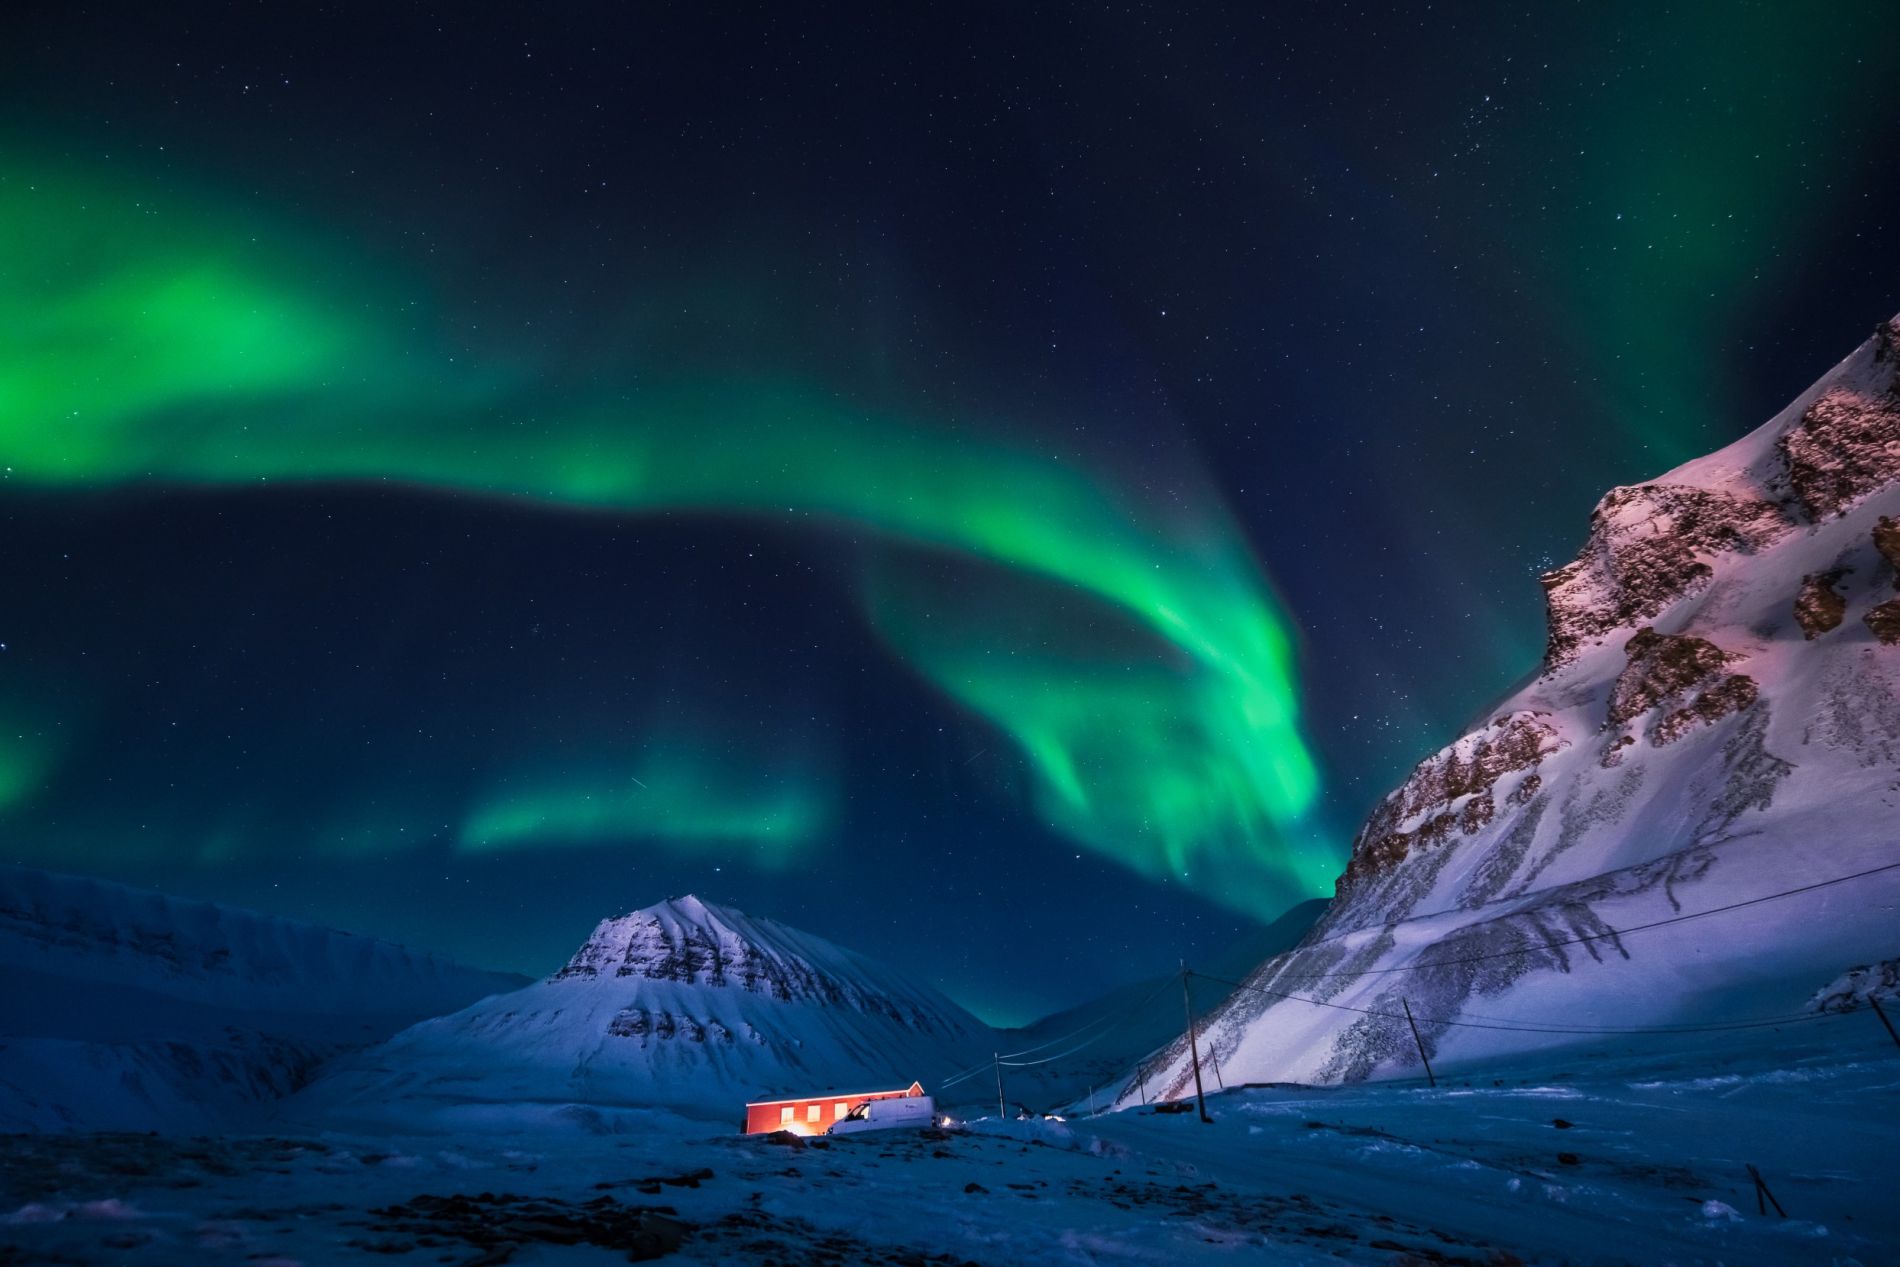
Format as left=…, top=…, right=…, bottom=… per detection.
left=4, top=2, right=1898, bottom=1021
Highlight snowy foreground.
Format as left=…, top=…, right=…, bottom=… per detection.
left=4, top=1025, right=1895, bottom=1266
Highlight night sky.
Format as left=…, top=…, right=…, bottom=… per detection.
left=4, top=3, right=1898, bottom=1022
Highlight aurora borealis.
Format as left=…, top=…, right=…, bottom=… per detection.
left=5, top=3, right=1899, bottom=1019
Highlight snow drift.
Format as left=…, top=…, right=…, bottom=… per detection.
left=1124, top=315, right=1900, bottom=1101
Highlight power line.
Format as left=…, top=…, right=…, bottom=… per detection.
left=938, top=861, right=1900, bottom=1098
left=1190, top=970, right=1845, bottom=1038
left=941, top=974, right=1179, bottom=1088
left=1262, top=860, right=1900, bottom=986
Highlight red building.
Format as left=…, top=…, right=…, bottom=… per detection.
left=743, top=1080, right=926, bottom=1135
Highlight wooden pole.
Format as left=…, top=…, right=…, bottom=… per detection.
left=1746, top=1164, right=1786, bottom=1218
left=1181, top=962, right=1212, bottom=1123
left=1869, top=994, right=1900, bottom=1050
left=1137, top=1061, right=1148, bottom=1106
left=1401, top=998, right=1437, bottom=1088
left=994, top=1053, right=1005, bottom=1122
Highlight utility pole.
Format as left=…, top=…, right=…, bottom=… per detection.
left=1869, top=994, right=1900, bottom=1051
left=994, top=1052, right=1005, bottom=1121
left=1401, top=998, right=1436, bottom=1088
left=1181, top=962, right=1212, bottom=1123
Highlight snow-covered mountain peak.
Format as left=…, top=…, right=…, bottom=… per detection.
left=547, top=893, right=926, bottom=1013
left=297, top=893, right=996, bottom=1127
left=1539, top=315, right=1900, bottom=672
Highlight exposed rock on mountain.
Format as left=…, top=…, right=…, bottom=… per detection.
left=1866, top=597, right=1900, bottom=644
left=1795, top=569, right=1849, bottom=637
left=1122, top=314, right=1900, bottom=1100
left=1337, top=712, right=1564, bottom=899
left=1538, top=484, right=1788, bottom=670
left=1874, top=515, right=1900, bottom=575
left=293, top=896, right=995, bottom=1129
left=1776, top=318, right=1900, bottom=518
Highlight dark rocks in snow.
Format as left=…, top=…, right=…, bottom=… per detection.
left=1873, top=515, right=1900, bottom=580
left=607, top=1008, right=730, bottom=1044
left=1337, top=713, right=1564, bottom=894
left=1777, top=383, right=1900, bottom=521
left=361, top=1191, right=690, bottom=1262
left=1793, top=569, right=1849, bottom=637
left=1651, top=674, right=1758, bottom=747
left=1604, top=628, right=1738, bottom=728
left=553, top=898, right=943, bottom=1032
left=1865, top=596, right=1900, bottom=644
left=1599, top=628, right=1760, bottom=750
left=1537, top=319, right=1900, bottom=668
left=1539, top=484, right=1788, bottom=669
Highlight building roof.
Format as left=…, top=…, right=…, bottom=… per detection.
left=744, top=1081, right=923, bottom=1107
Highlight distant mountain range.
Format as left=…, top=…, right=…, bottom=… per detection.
left=0, top=863, right=524, bottom=1130
left=0, top=863, right=1312, bottom=1133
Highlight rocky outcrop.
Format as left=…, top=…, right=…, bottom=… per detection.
left=1866, top=598, right=1900, bottom=645
left=1774, top=322, right=1900, bottom=521
left=1875, top=516, right=1900, bottom=580
left=1536, top=320, right=1900, bottom=669
left=1539, top=485, right=1788, bottom=669
left=555, top=897, right=941, bottom=1028
left=1604, top=628, right=1737, bottom=727
left=1779, top=385, right=1900, bottom=519
left=1652, top=674, right=1758, bottom=746
left=1794, top=570, right=1849, bottom=638
left=1869, top=519, right=1900, bottom=643
left=1338, top=713, right=1564, bottom=893
left=1600, top=627, right=1759, bottom=747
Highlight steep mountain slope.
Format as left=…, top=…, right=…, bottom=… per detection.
left=294, top=895, right=996, bottom=1130
left=1124, top=315, right=1900, bottom=1100
left=0, top=864, right=524, bottom=1131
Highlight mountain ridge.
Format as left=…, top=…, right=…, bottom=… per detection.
left=1120, top=313, right=1900, bottom=1102
left=0, top=863, right=525, bottom=1131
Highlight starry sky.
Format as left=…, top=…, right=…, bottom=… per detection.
left=4, top=3, right=1898, bottom=1023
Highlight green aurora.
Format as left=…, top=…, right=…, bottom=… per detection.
left=0, top=153, right=1339, bottom=910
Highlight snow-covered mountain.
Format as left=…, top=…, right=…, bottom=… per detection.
left=1124, top=315, right=1900, bottom=1101
left=293, top=895, right=997, bottom=1130
left=0, top=864, right=524, bottom=1131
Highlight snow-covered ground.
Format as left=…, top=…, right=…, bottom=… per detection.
left=4, top=1018, right=1894, bottom=1265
